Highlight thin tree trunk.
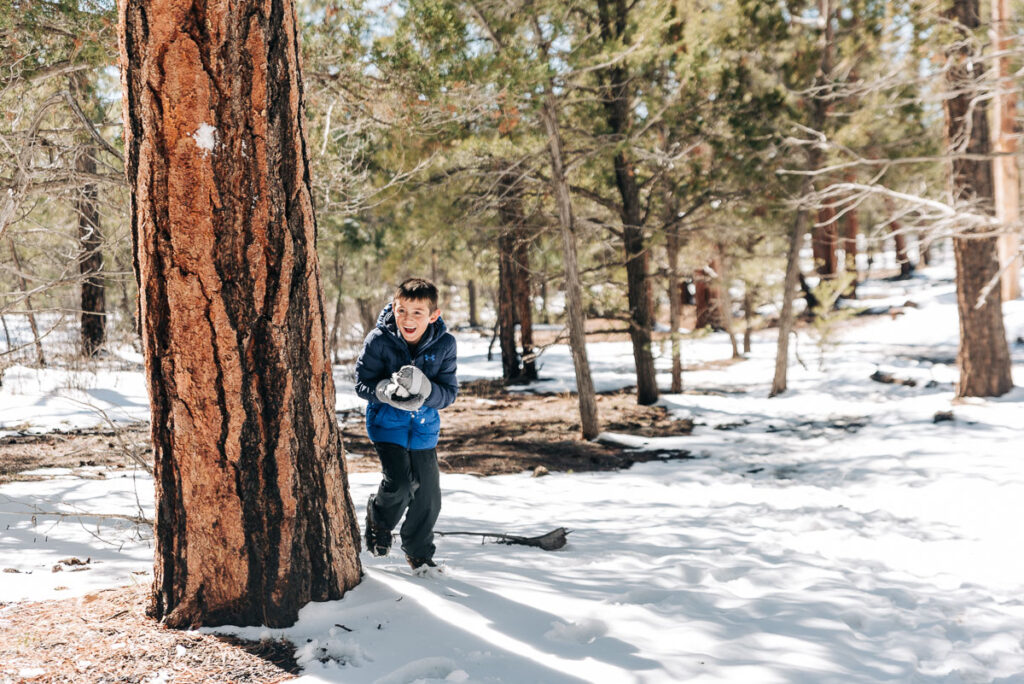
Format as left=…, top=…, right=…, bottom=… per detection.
left=512, top=235, right=536, bottom=381
left=497, top=168, right=525, bottom=383
left=894, top=233, right=912, bottom=277
left=742, top=288, right=753, bottom=354
left=7, top=238, right=45, bottom=367
left=884, top=196, right=913, bottom=278
left=539, top=94, right=599, bottom=439
left=497, top=230, right=521, bottom=383
left=71, top=72, right=106, bottom=357
left=74, top=154, right=106, bottom=356
left=467, top=279, right=479, bottom=327
left=327, top=253, right=344, bottom=363
left=918, top=232, right=932, bottom=266
left=840, top=178, right=859, bottom=297
left=771, top=177, right=814, bottom=397
left=772, top=0, right=833, bottom=397
left=597, top=0, right=657, bottom=406
left=943, top=0, right=1013, bottom=397
left=813, top=205, right=839, bottom=277
left=119, top=0, right=361, bottom=628
left=665, top=212, right=683, bottom=393
left=714, top=245, right=740, bottom=359
left=539, top=272, right=550, bottom=324
left=992, top=0, right=1021, bottom=301
left=329, top=287, right=343, bottom=363
left=694, top=263, right=719, bottom=330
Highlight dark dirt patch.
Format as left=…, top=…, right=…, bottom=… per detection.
left=340, top=379, right=694, bottom=476
left=0, top=424, right=151, bottom=484
left=0, top=382, right=694, bottom=482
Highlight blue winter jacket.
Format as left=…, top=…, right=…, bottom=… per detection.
left=354, top=304, right=458, bottom=450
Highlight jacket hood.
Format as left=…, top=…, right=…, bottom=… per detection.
left=376, top=302, right=448, bottom=349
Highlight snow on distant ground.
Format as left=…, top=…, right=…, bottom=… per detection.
left=2, top=264, right=1024, bottom=682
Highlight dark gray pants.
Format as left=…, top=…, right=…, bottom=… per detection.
left=369, top=442, right=441, bottom=560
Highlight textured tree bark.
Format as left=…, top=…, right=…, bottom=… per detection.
left=119, top=0, right=362, bottom=628
left=943, top=0, right=1013, bottom=397
left=539, top=95, right=600, bottom=439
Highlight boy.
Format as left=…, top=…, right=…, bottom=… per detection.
left=354, top=278, right=458, bottom=569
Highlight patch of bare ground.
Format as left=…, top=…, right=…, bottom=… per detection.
left=341, top=379, right=695, bottom=476
left=0, top=584, right=298, bottom=683
left=0, top=382, right=697, bottom=482
left=0, top=424, right=151, bottom=485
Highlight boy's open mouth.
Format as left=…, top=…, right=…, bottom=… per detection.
left=403, top=326, right=418, bottom=334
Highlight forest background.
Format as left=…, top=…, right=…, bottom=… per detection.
left=1, top=0, right=1021, bottom=428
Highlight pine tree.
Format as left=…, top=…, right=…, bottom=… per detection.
left=119, top=0, right=362, bottom=628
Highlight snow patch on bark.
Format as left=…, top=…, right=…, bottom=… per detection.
left=191, top=123, right=217, bottom=155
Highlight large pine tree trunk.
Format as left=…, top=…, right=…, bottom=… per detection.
left=119, top=0, right=362, bottom=628
left=539, top=95, right=600, bottom=439
left=943, top=0, right=1013, bottom=397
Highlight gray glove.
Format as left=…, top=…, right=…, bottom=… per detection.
left=395, top=364, right=432, bottom=399
left=375, top=378, right=427, bottom=412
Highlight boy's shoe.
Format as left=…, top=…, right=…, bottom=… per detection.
left=364, top=497, right=391, bottom=557
left=405, top=554, right=437, bottom=570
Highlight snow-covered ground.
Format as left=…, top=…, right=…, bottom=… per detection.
left=2, top=264, right=1024, bottom=683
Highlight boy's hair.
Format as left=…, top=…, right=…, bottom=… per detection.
left=394, top=277, right=439, bottom=310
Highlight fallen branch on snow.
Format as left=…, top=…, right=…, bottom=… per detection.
left=435, top=527, right=570, bottom=551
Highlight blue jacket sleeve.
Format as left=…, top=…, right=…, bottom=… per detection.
left=424, top=335, right=458, bottom=410
left=354, top=334, right=386, bottom=403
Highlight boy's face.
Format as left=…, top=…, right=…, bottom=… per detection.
left=393, top=296, right=440, bottom=344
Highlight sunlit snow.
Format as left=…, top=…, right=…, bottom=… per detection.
left=2, top=263, right=1023, bottom=682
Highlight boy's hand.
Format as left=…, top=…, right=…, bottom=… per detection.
left=375, top=378, right=427, bottom=412
left=395, top=365, right=432, bottom=398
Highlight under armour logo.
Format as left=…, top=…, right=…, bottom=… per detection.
left=424, top=354, right=436, bottom=361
